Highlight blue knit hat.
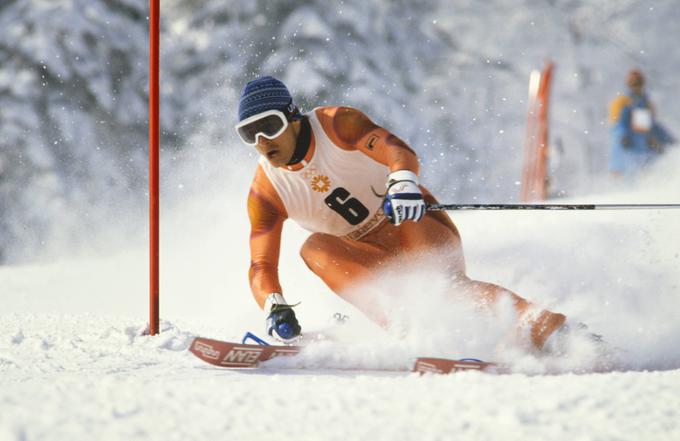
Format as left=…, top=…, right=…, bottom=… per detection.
left=238, top=76, right=294, bottom=121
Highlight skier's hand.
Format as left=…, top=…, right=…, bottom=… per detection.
left=264, top=294, right=301, bottom=342
left=648, top=135, right=663, bottom=153
left=621, top=134, right=632, bottom=149
left=266, top=305, right=301, bottom=342
left=383, top=170, right=426, bottom=226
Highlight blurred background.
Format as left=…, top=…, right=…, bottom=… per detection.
left=1, top=0, right=679, bottom=264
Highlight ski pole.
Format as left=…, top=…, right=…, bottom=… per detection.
left=426, top=203, right=680, bottom=211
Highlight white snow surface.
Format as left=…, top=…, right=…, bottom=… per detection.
left=2, top=150, right=680, bottom=440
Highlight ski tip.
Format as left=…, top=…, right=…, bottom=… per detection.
left=189, top=336, right=302, bottom=369
left=189, top=337, right=225, bottom=366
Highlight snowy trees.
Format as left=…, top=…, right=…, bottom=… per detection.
left=1, top=0, right=678, bottom=262
left=0, top=0, right=155, bottom=260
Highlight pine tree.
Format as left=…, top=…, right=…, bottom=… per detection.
left=0, top=0, right=168, bottom=261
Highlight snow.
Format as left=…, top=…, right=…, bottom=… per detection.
left=1, top=320, right=680, bottom=441
left=2, top=147, right=680, bottom=440
left=2, top=2, right=680, bottom=437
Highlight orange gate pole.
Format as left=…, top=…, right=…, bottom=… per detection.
left=535, top=61, right=554, bottom=201
left=521, top=61, right=554, bottom=202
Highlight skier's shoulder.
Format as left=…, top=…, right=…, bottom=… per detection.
left=312, top=105, right=369, bottom=118
left=312, top=106, right=377, bottom=149
left=609, top=94, right=633, bottom=123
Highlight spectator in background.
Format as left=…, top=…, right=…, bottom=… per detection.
left=608, top=69, right=675, bottom=177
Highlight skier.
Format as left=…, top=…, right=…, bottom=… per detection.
left=608, top=69, right=676, bottom=177
left=236, top=76, right=566, bottom=350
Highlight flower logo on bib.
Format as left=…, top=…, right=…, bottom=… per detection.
left=311, top=175, right=331, bottom=193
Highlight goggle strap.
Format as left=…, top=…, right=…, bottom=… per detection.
left=282, top=100, right=300, bottom=120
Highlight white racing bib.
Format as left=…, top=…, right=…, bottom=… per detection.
left=259, top=109, right=388, bottom=239
left=631, top=108, right=652, bottom=133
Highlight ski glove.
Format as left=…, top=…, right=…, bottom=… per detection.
left=264, top=293, right=302, bottom=342
left=383, top=170, right=426, bottom=226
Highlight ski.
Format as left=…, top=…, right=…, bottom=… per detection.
left=412, top=357, right=506, bottom=375
left=190, top=336, right=302, bottom=368
left=190, top=336, right=504, bottom=374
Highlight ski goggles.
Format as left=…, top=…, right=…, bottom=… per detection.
left=235, top=109, right=290, bottom=146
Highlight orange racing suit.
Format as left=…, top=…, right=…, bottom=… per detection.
left=247, top=106, right=565, bottom=348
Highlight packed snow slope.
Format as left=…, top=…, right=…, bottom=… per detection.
left=1, top=145, right=679, bottom=440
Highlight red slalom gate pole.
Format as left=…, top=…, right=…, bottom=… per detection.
left=149, top=0, right=160, bottom=336
left=521, top=61, right=554, bottom=202
left=534, top=61, right=554, bottom=201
